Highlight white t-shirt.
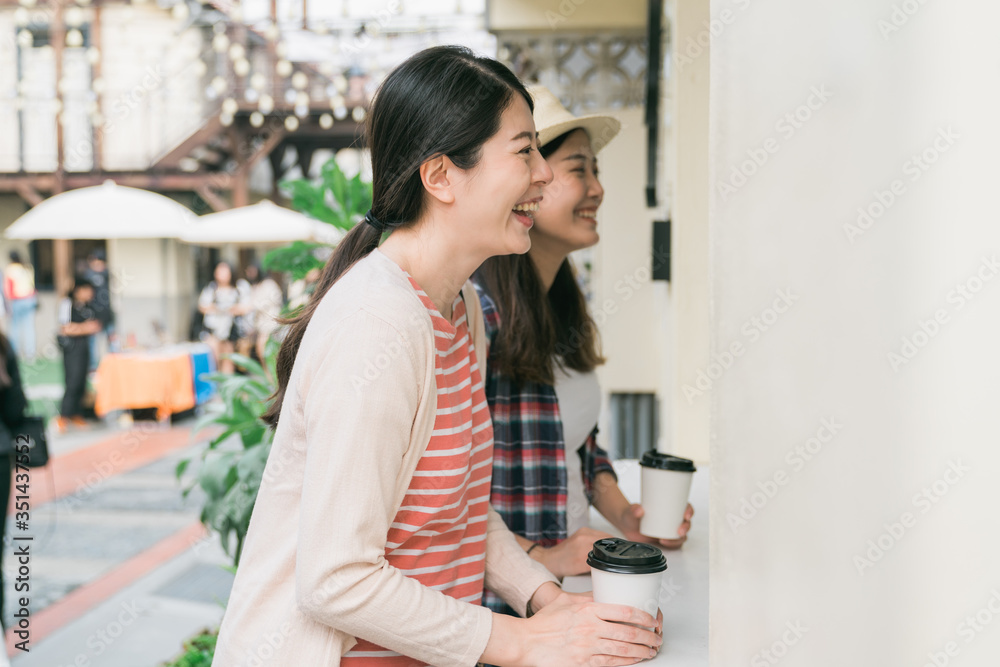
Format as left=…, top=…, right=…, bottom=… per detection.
left=553, top=361, right=602, bottom=537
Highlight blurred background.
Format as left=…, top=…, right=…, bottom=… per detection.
left=2, top=0, right=999, bottom=665
left=0, top=1, right=690, bottom=665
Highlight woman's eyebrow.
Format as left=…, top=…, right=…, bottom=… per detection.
left=510, top=130, right=538, bottom=143
left=561, top=153, right=590, bottom=162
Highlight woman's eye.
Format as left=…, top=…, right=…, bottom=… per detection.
left=520, top=146, right=533, bottom=155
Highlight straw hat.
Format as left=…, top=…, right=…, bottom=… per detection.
left=528, top=85, right=622, bottom=154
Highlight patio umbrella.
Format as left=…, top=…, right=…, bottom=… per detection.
left=4, top=180, right=195, bottom=239
left=180, top=200, right=345, bottom=247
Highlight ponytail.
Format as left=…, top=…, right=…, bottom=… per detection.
left=262, top=222, right=382, bottom=427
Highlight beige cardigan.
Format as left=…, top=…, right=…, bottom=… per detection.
left=214, top=249, right=557, bottom=667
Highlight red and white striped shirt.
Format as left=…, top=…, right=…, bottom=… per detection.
left=341, top=278, right=494, bottom=665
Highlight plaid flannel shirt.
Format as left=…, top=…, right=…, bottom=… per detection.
left=474, top=283, right=616, bottom=617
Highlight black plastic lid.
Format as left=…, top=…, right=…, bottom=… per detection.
left=587, top=538, right=667, bottom=574
left=640, top=450, right=697, bottom=472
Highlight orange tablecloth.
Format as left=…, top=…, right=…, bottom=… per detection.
left=95, top=350, right=197, bottom=419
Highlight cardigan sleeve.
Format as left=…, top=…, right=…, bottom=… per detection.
left=483, top=506, right=559, bottom=616
left=293, top=308, right=492, bottom=667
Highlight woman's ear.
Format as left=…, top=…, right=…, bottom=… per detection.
left=419, top=155, right=457, bottom=205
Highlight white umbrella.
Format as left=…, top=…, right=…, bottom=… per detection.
left=4, top=180, right=195, bottom=239
left=180, top=199, right=345, bottom=247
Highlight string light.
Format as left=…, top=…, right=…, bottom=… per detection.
left=66, top=29, right=84, bottom=48
left=16, top=30, right=33, bottom=48
left=219, top=112, right=234, bottom=127
left=258, top=94, right=274, bottom=114
left=294, top=91, right=309, bottom=107
left=250, top=73, right=267, bottom=90
left=332, top=105, right=347, bottom=120
left=319, top=113, right=333, bottom=129
left=294, top=104, right=308, bottom=118
left=229, top=43, right=245, bottom=61
left=234, top=58, right=250, bottom=76
left=65, top=7, right=84, bottom=27
left=284, top=116, right=299, bottom=131
left=291, top=72, right=308, bottom=90
left=213, top=33, right=230, bottom=53
left=172, top=3, right=189, bottom=21
left=351, top=107, right=366, bottom=122
left=210, top=76, right=227, bottom=95
left=275, top=42, right=289, bottom=58
left=14, top=8, right=29, bottom=26
left=250, top=112, right=264, bottom=127
left=86, top=47, right=101, bottom=65
left=276, top=60, right=293, bottom=78
left=222, top=97, right=239, bottom=115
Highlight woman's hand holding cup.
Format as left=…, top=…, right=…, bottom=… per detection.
left=530, top=526, right=614, bottom=578
left=620, top=503, right=694, bottom=550
left=522, top=591, right=662, bottom=666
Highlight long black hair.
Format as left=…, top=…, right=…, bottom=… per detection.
left=263, top=45, right=533, bottom=426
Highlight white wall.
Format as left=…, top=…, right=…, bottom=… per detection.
left=710, top=0, right=1000, bottom=664
left=100, top=4, right=206, bottom=170
left=593, top=108, right=662, bottom=396
left=668, top=0, right=711, bottom=463
left=108, top=237, right=194, bottom=346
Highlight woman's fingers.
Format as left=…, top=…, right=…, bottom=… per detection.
left=658, top=535, right=688, bottom=550
left=591, top=603, right=661, bottom=635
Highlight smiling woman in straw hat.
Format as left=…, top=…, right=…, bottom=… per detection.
left=475, top=87, right=695, bottom=618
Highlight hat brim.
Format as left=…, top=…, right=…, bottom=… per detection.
left=538, top=114, right=622, bottom=154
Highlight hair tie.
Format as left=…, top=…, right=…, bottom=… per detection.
left=364, top=210, right=385, bottom=232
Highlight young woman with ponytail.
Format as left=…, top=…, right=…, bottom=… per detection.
left=475, top=88, right=695, bottom=618
left=214, top=47, right=662, bottom=667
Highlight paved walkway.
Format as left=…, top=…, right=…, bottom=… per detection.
left=3, top=420, right=233, bottom=666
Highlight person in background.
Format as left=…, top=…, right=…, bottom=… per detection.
left=56, top=278, right=100, bottom=433
left=286, top=266, right=321, bottom=311
left=198, top=261, right=251, bottom=374
left=3, top=250, right=37, bottom=362
left=241, top=263, right=283, bottom=365
left=0, top=332, right=26, bottom=667
left=83, top=249, right=116, bottom=370
left=475, top=87, right=694, bottom=618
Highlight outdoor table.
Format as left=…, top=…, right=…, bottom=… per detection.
left=94, top=342, right=216, bottom=419
left=562, top=459, right=709, bottom=666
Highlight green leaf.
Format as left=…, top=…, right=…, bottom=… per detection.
left=175, top=459, right=190, bottom=480
left=227, top=353, right=266, bottom=379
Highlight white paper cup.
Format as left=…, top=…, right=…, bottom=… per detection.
left=639, top=451, right=696, bottom=540
left=588, top=538, right=667, bottom=620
